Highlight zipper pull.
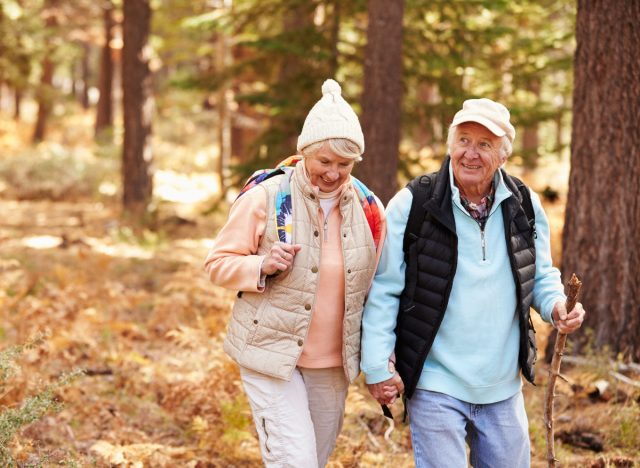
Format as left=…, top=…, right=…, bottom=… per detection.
left=481, top=228, right=486, bottom=261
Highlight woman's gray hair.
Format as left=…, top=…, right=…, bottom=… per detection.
left=300, top=138, right=363, bottom=162
left=446, top=124, right=512, bottom=159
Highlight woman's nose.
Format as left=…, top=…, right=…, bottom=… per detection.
left=326, top=167, right=339, bottom=180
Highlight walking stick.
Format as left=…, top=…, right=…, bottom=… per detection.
left=544, top=273, right=582, bottom=467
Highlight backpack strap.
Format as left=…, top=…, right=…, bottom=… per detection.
left=509, top=174, right=537, bottom=238
left=236, top=156, right=382, bottom=248
left=351, top=176, right=383, bottom=250
left=403, top=173, right=436, bottom=254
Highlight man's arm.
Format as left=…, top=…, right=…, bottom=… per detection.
left=529, top=189, right=570, bottom=323
left=361, top=188, right=413, bottom=393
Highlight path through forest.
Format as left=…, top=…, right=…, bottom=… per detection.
left=1, top=199, right=638, bottom=467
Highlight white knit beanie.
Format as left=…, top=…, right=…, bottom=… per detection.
left=296, top=79, right=365, bottom=154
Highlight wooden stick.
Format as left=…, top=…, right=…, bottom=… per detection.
left=544, top=273, right=582, bottom=467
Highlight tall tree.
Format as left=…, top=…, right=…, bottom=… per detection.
left=80, top=41, right=91, bottom=109
left=122, top=0, right=153, bottom=217
left=562, top=1, right=640, bottom=360
left=359, top=0, right=404, bottom=204
left=32, top=0, right=59, bottom=143
left=95, top=0, right=114, bottom=137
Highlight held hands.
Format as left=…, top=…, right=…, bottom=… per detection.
left=260, top=242, right=302, bottom=276
left=552, top=301, right=585, bottom=334
left=367, top=359, right=405, bottom=406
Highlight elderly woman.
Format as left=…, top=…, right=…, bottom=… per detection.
left=205, top=79, right=384, bottom=467
left=361, top=98, right=585, bottom=468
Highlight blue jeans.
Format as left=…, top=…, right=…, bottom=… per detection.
left=407, top=390, right=530, bottom=468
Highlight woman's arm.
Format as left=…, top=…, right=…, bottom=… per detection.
left=204, top=187, right=269, bottom=292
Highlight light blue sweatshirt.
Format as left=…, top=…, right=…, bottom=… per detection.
left=361, top=167, right=566, bottom=404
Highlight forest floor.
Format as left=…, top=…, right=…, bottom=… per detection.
left=1, top=103, right=639, bottom=467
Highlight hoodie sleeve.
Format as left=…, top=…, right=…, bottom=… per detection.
left=530, top=189, right=566, bottom=323
left=361, top=188, right=413, bottom=384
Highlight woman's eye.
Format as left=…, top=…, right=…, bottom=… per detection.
left=480, top=142, right=491, bottom=149
left=460, top=137, right=468, bottom=144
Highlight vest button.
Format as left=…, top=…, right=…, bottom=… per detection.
left=347, top=269, right=352, bottom=274
left=311, top=266, right=318, bottom=273
left=310, top=194, right=315, bottom=200
left=305, top=304, right=311, bottom=310
left=343, top=233, right=347, bottom=238
left=297, top=339, right=304, bottom=346
left=253, top=319, right=258, bottom=324
left=314, top=230, right=319, bottom=237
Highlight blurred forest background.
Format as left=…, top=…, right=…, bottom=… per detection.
left=0, top=0, right=638, bottom=466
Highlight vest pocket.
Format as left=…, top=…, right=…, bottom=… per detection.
left=246, top=300, right=268, bottom=347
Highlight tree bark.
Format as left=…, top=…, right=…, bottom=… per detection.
left=32, top=56, right=55, bottom=142
left=522, top=79, right=541, bottom=170
left=562, top=0, right=640, bottom=360
left=14, top=89, right=21, bottom=121
left=95, top=0, right=115, bottom=137
left=121, top=0, right=153, bottom=218
left=359, top=0, right=405, bottom=205
left=32, top=0, right=59, bottom=142
left=81, top=42, right=91, bottom=109
left=216, top=0, right=233, bottom=198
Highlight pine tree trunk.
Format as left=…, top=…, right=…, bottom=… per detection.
left=522, top=79, right=540, bottom=170
left=95, top=0, right=115, bottom=137
left=14, top=89, right=21, bottom=121
left=81, top=42, right=91, bottom=109
left=216, top=0, right=233, bottom=198
left=121, top=0, right=153, bottom=218
left=359, top=0, right=404, bottom=204
left=562, top=0, right=640, bottom=360
left=32, top=57, right=54, bottom=142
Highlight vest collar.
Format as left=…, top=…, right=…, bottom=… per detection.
left=449, top=164, right=513, bottom=218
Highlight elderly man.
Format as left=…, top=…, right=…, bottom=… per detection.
left=361, top=98, right=585, bottom=467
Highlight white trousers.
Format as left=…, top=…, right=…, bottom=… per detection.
left=240, top=366, right=349, bottom=468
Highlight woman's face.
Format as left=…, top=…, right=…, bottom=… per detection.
left=450, top=122, right=506, bottom=196
left=305, top=144, right=356, bottom=192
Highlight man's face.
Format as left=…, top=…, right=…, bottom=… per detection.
left=450, top=122, right=506, bottom=197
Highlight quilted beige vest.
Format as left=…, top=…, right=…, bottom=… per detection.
left=223, top=162, right=378, bottom=382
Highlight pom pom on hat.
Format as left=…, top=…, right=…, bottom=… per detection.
left=297, top=79, right=365, bottom=154
left=321, top=79, right=341, bottom=96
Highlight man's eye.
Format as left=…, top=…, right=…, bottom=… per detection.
left=460, top=137, right=469, bottom=144
left=480, top=142, right=491, bottom=148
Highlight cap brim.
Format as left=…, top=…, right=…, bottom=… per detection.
left=451, top=113, right=506, bottom=138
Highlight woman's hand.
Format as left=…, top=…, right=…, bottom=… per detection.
left=368, top=373, right=404, bottom=405
left=261, top=242, right=302, bottom=276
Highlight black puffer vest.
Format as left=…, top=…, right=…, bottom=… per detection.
left=396, top=159, right=538, bottom=399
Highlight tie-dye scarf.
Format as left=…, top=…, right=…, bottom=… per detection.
left=236, top=156, right=382, bottom=250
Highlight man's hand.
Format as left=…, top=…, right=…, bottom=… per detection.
left=367, top=360, right=405, bottom=405
left=552, top=301, right=585, bottom=334
left=261, top=242, right=302, bottom=276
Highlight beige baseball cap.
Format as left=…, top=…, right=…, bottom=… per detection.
left=450, top=98, right=516, bottom=142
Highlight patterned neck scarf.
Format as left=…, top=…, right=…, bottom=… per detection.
left=460, top=182, right=495, bottom=227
